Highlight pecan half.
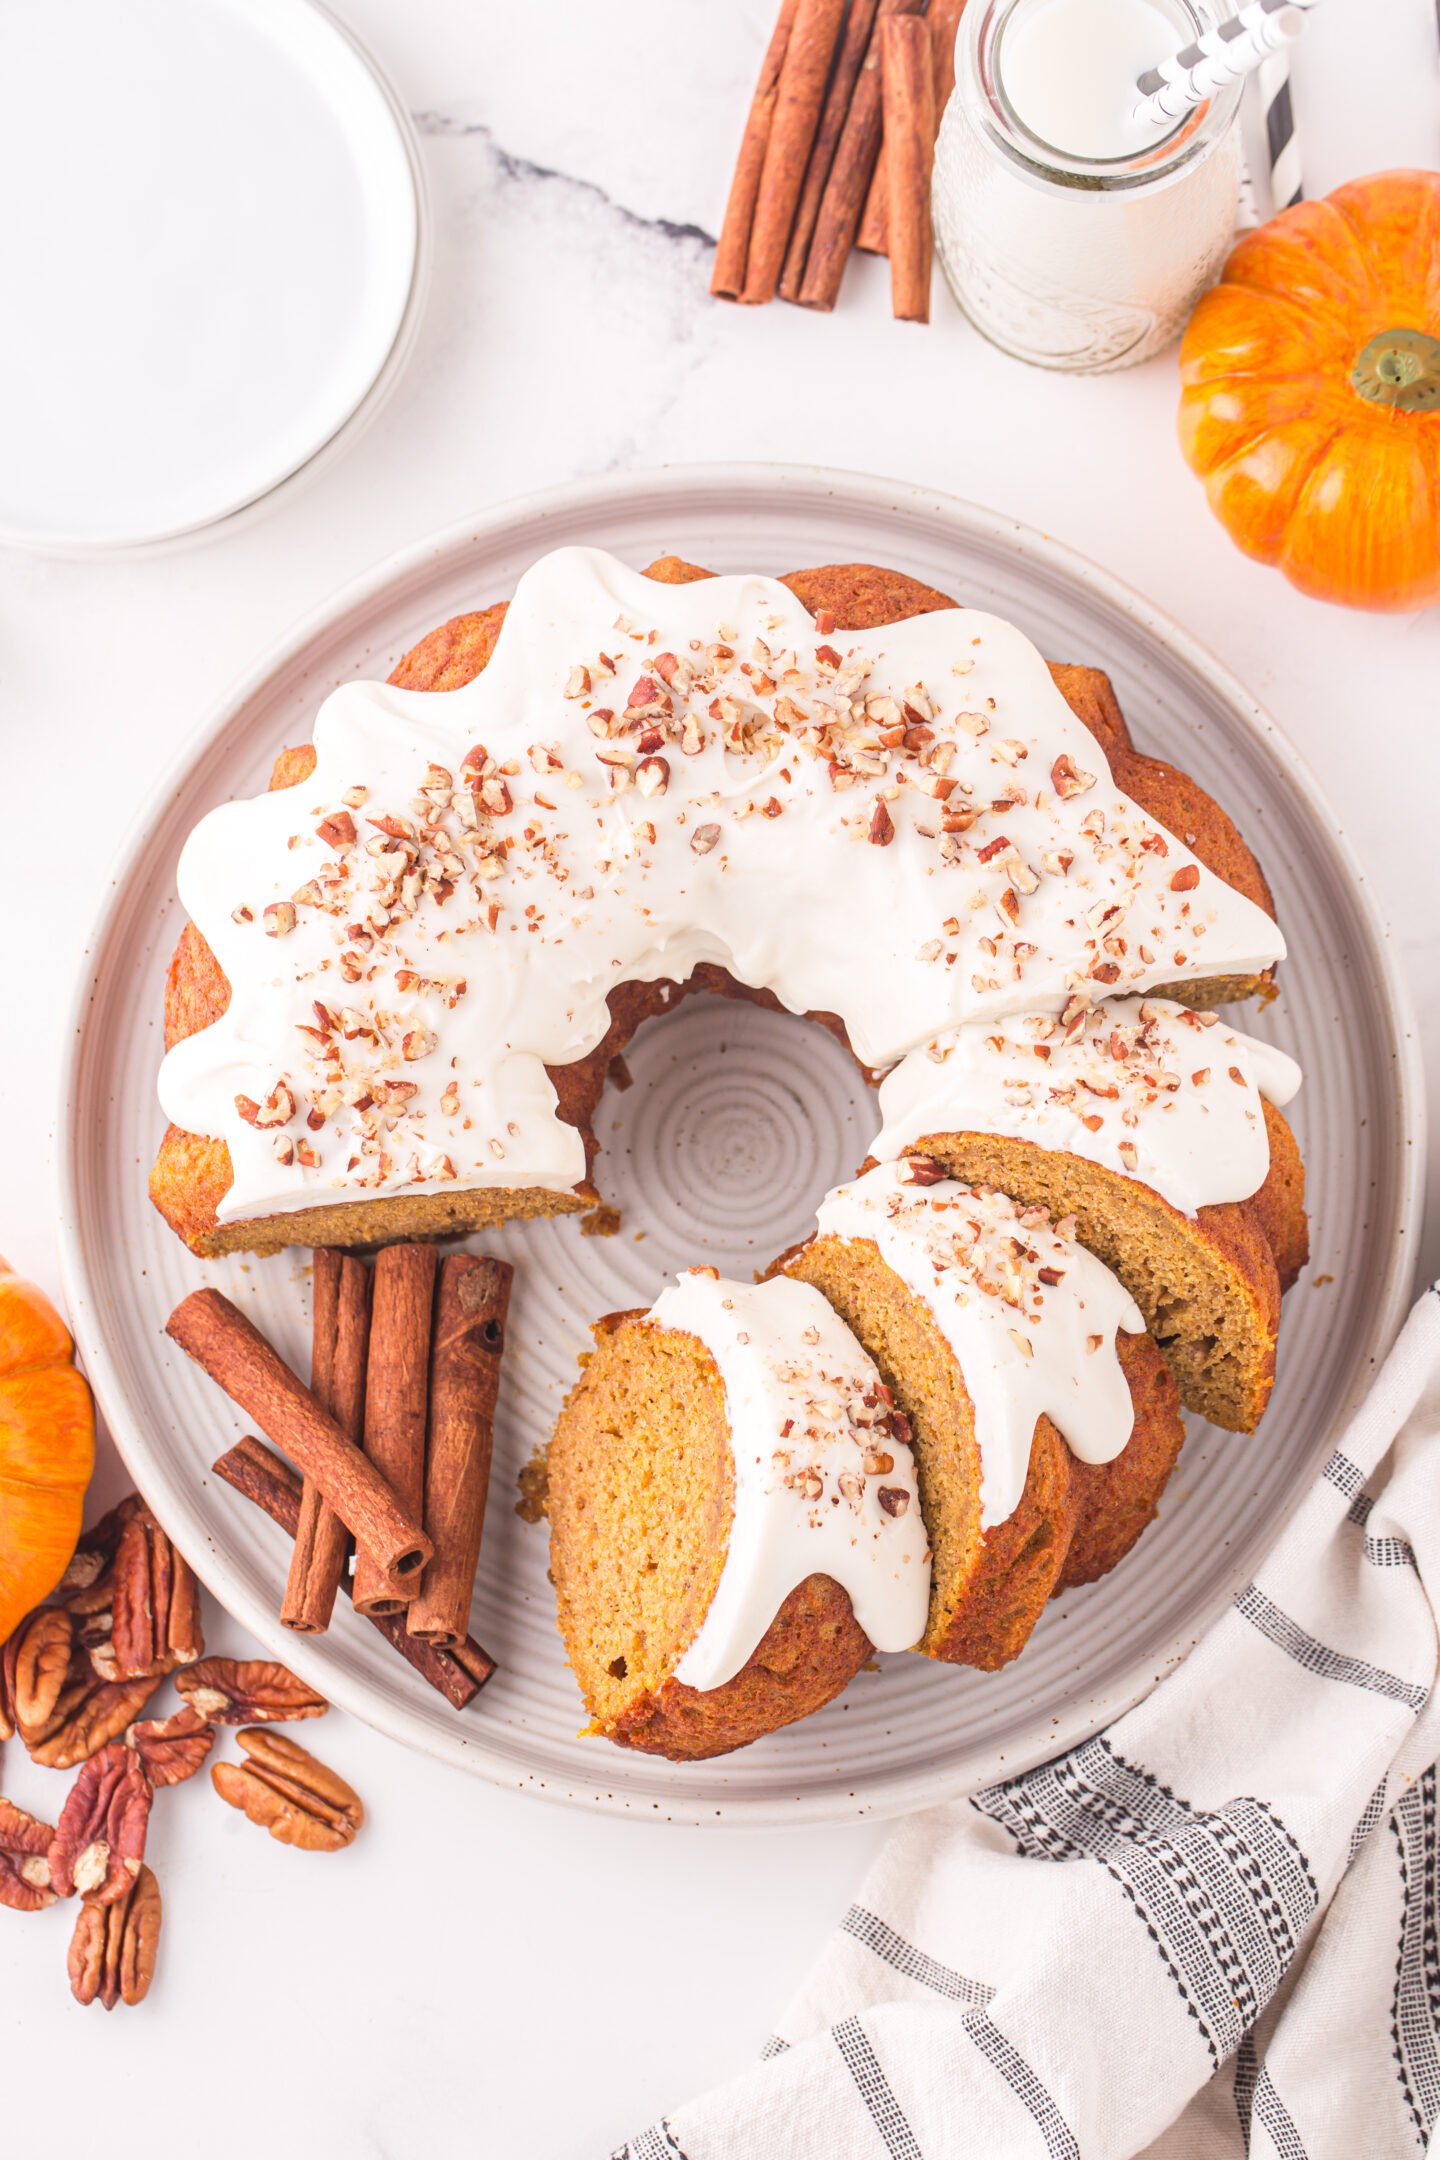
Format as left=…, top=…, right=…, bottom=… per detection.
left=26, top=1670, right=162, bottom=1770
left=0, top=1630, right=17, bottom=1742
left=211, top=1729, right=362, bottom=1851
left=49, top=1744, right=152, bottom=1903
left=68, top=1864, right=161, bottom=2010
left=110, top=1508, right=203, bottom=1680
left=11, top=1606, right=73, bottom=1732
left=126, top=1705, right=214, bottom=1788
left=56, top=1494, right=144, bottom=1597
left=0, top=1797, right=56, bottom=1912
left=177, top=1658, right=326, bottom=1726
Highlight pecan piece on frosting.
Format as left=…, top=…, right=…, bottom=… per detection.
left=25, top=1671, right=163, bottom=1771
left=126, top=1705, right=215, bottom=1789
left=177, top=1658, right=327, bottom=1727
left=68, top=1864, right=162, bottom=2010
left=211, top=1729, right=362, bottom=1852
left=110, top=1506, right=204, bottom=1681
left=0, top=1797, right=57, bottom=1912
left=10, top=1605, right=74, bottom=1732
left=48, top=1743, right=153, bottom=1904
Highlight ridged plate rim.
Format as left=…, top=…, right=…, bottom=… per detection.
left=56, top=462, right=1425, bottom=1827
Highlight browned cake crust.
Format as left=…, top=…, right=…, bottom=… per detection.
left=152, top=556, right=1282, bottom=1255
left=776, top=1236, right=1185, bottom=1671
left=546, top=1309, right=871, bottom=1761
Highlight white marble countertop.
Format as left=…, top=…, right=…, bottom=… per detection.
left=3, top=3, right=1437, bottom=2152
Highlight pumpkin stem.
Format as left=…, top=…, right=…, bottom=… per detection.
left=1351, top=330, right=1440, bottom=414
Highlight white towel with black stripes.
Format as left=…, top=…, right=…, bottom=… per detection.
left=614, top=1283, right=1440, bottom=2160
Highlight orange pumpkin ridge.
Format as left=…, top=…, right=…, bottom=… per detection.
left=1179, top=170, right=1440, bottom=613
left=0, top=1259, right=95, bottom=1647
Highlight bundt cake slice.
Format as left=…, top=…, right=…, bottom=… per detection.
left=870, top=998, right=1308, bottom=1432
left=546, top=1271, right=930, bottom=1761
left=778, top=1163, right=1186, bottom=1670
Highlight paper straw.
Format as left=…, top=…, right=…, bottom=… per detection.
left=1133, top=0, right=1304, bottom=130
left=1257, top=45, right=1303, bottom=208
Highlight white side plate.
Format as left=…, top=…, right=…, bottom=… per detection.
left=0, top=0, right=420, bottom=549
left=58, top=465, right=1425, bottom=1825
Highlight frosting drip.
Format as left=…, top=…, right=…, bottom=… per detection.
left=653, top=1271, right=931, bottom=1691
left=814, top=1162, right=1145, bottom=1529
left=872, top=996, right=1302, bottom=1217
left=157, top=547, right=1285, bottom=1225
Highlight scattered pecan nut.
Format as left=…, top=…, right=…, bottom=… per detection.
left=0, top=1629, right=18, bottom=1743
left=55, top=1495, right=144, bottom=1599
left=0, top=1797, right=56, bottom=1912
left=26, top=1670, right=163, bottom=1772
left=68, top=1863, right=161, bottom=2010
left=211, top=1729, right=362, bottom=1852
left=49, top=1743, right=153, bottom=1903
left=177, top=1658, right=327, bottom=1727
left=11, top=1606, right=74, bottom=1732
left=126, top=1705, right=215, bottom=1788
left=110, top=1507, right=204, bottom=1680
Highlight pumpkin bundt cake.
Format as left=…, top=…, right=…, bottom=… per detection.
left=776, top=1164, right=1185, bottom=1671
left=869, top=997, right=1308, bottom=1431
left=545, top=1271, right=930, bottom=1761
left=151, top=547, right=1286, bottom=1257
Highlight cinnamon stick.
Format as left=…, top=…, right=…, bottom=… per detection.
left=739, top=0, right=848, bottom=305
left=352, top=1244, right=437, bottom=1616
left=880, top=14, right=936, bottom=322
left=213, top=1439, right=496, bottom=1708
left=796, top=0, right=923, bottom=311
left=778, top=0, right=880, bottom=302
left=282, top=1253, right=371, bottom=1635
left=409, top=1255, right=512, bottom=1647
left=712, top=0, right=801, bottom=298
left=167, top=1288, right=432, bottom=1596
left=860, top=0, right=964, bottom=255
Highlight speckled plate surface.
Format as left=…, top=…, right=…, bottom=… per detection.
left=58, top=465, right=1424, bottom=1825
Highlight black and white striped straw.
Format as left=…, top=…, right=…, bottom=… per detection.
left=1133, top=0, right=1304, bottom=130
left=1258, top=46, right=1303, bottom=209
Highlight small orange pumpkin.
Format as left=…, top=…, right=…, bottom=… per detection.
left=1179, top=169, right=1440, bottom=612
left=0, top=1259, right=95, bottom=1647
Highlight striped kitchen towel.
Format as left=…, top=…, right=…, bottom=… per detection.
left=616, top=1282, right=1440, bottom=2160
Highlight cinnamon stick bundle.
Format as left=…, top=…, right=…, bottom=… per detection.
left=738, top=0, right=848, bottom=305
left=859, top=0, right=964, bottom=255
left=352, top=1244, right=437, bottom=1617
left=795, top=0, right=923, bottom=312
left=167, top=1288, right=432, bottom=1596
left=409, top=1255, right=512, bottom=1647
left=778, top=0, right=880, bottom=302
left=712, top=0, right=801, bottom=298
left=213, top=1439, right=496, bottom=1708
left=880, top=14, right=937, bottom=322
left=282, top=1252, right=371, bottom=1635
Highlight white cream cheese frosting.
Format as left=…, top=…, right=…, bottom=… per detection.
left=157, top=546, right=1285, bottom=1225
left=813, top=1162, right=1145, bottom=1529
left=650, top=1271, right=931, bottom=1691
left=872, top=996, right=1302, bottom=1217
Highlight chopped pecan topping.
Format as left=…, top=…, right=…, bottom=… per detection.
left=126, top=1705, right=215, bottom=1789
left=48, top=1743, right=152, bottom=1904
left=176, top=1658, right=328, bottom=1727
left=1169, top=864, right=1200, bottom=892
left=0, top=1797, right=56, bottom=1912
left=868, top=800, right=895, bottom=847
left=211, top=1729, right=363, bottom=1852
left=68, top=1863, right=161, bottom=2011
left=877, top=1487, right=910, bottom=1518
left=895, top=1154, right=947, bottom=1187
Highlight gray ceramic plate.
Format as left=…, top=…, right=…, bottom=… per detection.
left=58, top=465, right=1425, bottom=1824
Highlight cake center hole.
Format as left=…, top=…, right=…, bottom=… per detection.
left=590, top=992, right=881, bottom=1278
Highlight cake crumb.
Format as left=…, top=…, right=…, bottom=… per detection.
left=582, top=1204, right=623, bottom=1239
left=516, top=1450, right=550, bottom=1523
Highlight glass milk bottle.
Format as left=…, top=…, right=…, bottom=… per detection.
left=933, top=0, right=1244, bottom=371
